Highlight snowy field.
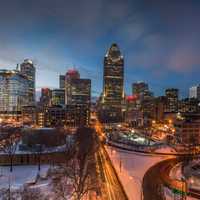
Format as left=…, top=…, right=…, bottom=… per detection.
left=0, top=165, right=50, bottom=190
left=106, top=146, right=174, bottom=200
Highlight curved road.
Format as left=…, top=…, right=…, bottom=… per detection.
left=142, top=158, right=200, bottom=200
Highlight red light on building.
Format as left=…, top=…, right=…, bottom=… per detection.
left=66, top=69, right=80, bottom=80
left=126, top=95, right=138, bottom=101
left=42, top=88, right=50, bottom=95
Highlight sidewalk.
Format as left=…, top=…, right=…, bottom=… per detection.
left=105, top=146, right=171, bottom=200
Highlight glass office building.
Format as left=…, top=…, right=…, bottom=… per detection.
left=20, top=59, right=36, bottom=105
left=0, top=69, right=29, bottom=118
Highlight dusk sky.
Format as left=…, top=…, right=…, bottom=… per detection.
left=0, top=0, right=200, bottom=98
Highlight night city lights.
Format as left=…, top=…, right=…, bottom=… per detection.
left=0, top=0, right=200, bottom=200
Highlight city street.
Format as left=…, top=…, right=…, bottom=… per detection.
left=96, top=145, right=128, bottom=200
left=93, top=114, right=128, bottom=200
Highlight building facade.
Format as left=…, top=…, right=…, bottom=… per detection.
left=36, top=105, right=90, bottom=127
left=0, top=69, right=29, bottom=119
left=189, top=85, right=200, bottom=100
left=59, top=75, right=65, bottom=89
left=165, top=88, right=179, bottom=113
left=20, top=59, right=35, bottom=105
left=22, top=105, right=36, bottom=125
left=39, top=88, right=52, bottom=107
left=178, top=98, right=199, bottom=113
left=65, top=69, right=90, bottom=106
left=132, top=82, right=149, bottom=96
left=100, top=43, right=124, bottom=123
left=153, top=96, right=167, bottom=122
left=175, top=114, right=200, bottom=146
left=51, top=89, right=65, bottom=106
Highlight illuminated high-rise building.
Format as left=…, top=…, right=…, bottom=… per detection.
left=165, top=88, right=179, bottom=113
left=0, top=69, right=29, bottom=119
left=100, top=43, right=124, bottom=122
left=20, top=59, right=36, bottom=105
left=65, top=69, right=90, bottom=106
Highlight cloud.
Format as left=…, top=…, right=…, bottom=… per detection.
left=0, top=0, right=200, bottom=96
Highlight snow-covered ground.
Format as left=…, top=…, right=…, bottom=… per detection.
left=0, top=165, right=49, bottom=190
left=0, top=164, right=74, bottom=200
left=106, top=146, right=174, bottom=200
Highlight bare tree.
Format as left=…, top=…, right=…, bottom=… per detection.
left=53, top=127, right=99, bottom=200
left=1, top=134, right=18, bottom=172
left=53, top=157, right=97, bottom=200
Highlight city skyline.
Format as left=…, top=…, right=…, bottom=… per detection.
left=1, top=0, right=200, bottom=98
left=1, top=1, right=200, bottom=200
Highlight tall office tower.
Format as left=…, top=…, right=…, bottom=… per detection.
left=51, top=89, right=65, bottom=106
left=39, top=88, right=52, bottom=107
left=165, top=88, right=179, bottom=113
left=20, top=59, right=36, bottom=105
left=132, top=82, right=149, bottom=96
left=59, top=75, right=65, bottom=89
left=65, top=69, right=90, bottom=105
left=0, top=69, right=29, bottom=119
left=189, top=85, right=200, bottom=100
left=100, top=43, right=124, bottom=123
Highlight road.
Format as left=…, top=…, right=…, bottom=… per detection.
left=142, top=158, right=200, bottom=200
left=96, top=143, right=128, bottom=200
left=92, top=114, right=128, bottom=200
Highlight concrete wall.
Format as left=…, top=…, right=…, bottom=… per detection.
left=0, top=152, right=67, bottom=166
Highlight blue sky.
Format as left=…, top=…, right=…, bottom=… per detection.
left=0, top=0, right=200, bottom=98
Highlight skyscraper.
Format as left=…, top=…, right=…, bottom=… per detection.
left=59, top=75, right=65, bottom=89
left=65, top=69, right=90, bottom=106
left=165, top=88, right=179, bottom=113
left=0, top=69, right=29, bottom=119
left=20, top=59, right=36, bottom=105
left=100, top=43, right=124, bottom=122
left=189, top=85, right=200, bottom=100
